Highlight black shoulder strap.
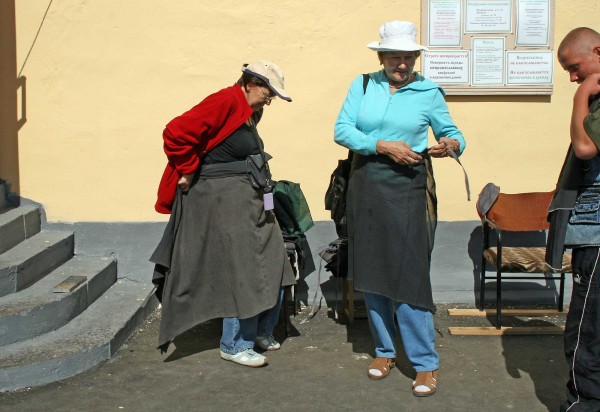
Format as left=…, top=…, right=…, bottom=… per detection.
left=248, top=117, right=273, bottom=191
left=346, top=74, right=369, bottom=162
left=362, top=74, right=369, bottom=94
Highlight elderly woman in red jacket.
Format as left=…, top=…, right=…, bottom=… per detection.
left=151, top=61, right=295, bottom=368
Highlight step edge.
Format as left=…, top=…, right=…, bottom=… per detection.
left=0, top=287, right=156, bottom=392
left=0, top=258, right=118, bottom=346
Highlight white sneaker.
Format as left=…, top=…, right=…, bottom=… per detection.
left=220, top=349, right=268, bottom=367
left=255, top=335, right=281, bottom=351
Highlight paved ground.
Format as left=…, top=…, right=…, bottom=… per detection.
left=0, top=300, right=569, bottom=412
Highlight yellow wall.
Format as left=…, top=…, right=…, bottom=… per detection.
left=7, top=0, right=600, bottom=222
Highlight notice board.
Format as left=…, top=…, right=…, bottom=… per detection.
left=420, top=0, right=555, bottom=95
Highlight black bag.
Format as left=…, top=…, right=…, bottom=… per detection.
left=319, top=237, right=348, bottom=278
left=324, top=151, right=353, bottom=237
left=246, top=152, right=273, bottom=190
left=246, top=115, right=274, bottom=191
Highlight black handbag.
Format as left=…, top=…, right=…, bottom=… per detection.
left=324, top=151, right=353, bottom=237
left=319, top=237, right=348, bottom=278
left=246, top=152, right=273, bottom=190
left=247, top=119, right=273, bottom=191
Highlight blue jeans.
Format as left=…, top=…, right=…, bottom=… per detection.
left=220, top=288, right=284, bottom=355
left=364, top=292, right=439, bottom=372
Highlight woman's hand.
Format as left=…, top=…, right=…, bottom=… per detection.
left=178, top=173, right=194, bottom=192
left=428, top=137, right=460, bottom=158
left=376, top=140, right=422, bottom=165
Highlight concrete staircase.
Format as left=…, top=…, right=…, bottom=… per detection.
left=0, top=184, right=157, bottom=391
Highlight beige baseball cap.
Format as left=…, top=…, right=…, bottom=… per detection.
left=242, top=60, right=292, bottom=102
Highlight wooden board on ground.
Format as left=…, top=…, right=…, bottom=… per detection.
left=448, top=308, right=568, bottom=317
left=448, top=326, right=564, bottom=336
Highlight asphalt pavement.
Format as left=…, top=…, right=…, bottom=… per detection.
left=0, top=299, right=569, bottom=412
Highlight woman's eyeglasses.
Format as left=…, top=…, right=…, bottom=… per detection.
left=259, top=87, right=276, bottom=103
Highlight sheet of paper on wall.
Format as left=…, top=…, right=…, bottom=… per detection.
left=428, top=0, right=463, bottom=47
left=516, top=0, right=550, bottom=46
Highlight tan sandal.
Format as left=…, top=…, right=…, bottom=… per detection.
left=367, top=357, right=395, bottom=380
left=412, top=370, right=438, bottom=397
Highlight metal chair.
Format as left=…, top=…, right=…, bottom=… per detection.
left=478, top=189, right=571, bottom=328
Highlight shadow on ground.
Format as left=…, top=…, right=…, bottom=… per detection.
left=0, top=297, right=568, bottom=412
left=467, top=226, right=565, bottom=312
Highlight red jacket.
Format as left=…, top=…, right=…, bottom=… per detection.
left=155, top=85, right=254, bottom=213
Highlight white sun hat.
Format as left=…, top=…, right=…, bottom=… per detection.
left=242, top=60, right=292, bottom=102
left=367, top=21, right=429, bottom=52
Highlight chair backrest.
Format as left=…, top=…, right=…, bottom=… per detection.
left=484, top=191, right=554, bottom=232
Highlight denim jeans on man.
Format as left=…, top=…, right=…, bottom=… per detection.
left=220, top=288, right=284, bottom=354
left=364, top=292, right=439, bottom=372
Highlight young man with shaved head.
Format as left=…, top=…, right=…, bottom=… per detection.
left=548, top=27, right=600, bottom=412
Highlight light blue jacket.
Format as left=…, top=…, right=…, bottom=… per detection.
left=334, top=70, right=466, bottom=156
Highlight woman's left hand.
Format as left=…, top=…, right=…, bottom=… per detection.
left=428, top=137, right=459, bottom=158
left=178, top=173, right=194, bottom=192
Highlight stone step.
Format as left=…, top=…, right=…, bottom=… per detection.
left=0, top=280, right=157, bottom=392
left=0, top=256, right=117, bottom=346
left=0, top=231, right=74, bottom=297
left=0, top=205, right=42, bottom=255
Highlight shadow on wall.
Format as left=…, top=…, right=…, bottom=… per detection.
left=467, top=225, right=562, bottom=309
left=0, top=1, right=26, bottom=200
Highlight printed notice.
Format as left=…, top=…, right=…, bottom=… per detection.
left=516, top=0, right=550, bottom=46
left=465, top=0, right=512, bottom=33
left=471, top=37, right=505, bottom=85
left=423, top=51, right=470, bottom=83
left=506, top=51, right=553, bottom=84
left=428, top=0, right=462, bottom=47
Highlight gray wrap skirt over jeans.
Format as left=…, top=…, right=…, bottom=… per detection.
left=151, top=173, right=295, bottom=351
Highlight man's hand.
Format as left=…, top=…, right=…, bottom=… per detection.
left=571, top=73, right=600, bottom=160
left=576, top=73, right=600, bottom=99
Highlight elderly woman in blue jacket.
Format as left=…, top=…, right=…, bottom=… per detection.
left=334, top=20, right=466, bottom=397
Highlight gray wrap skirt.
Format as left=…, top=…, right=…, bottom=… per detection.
left=347, top=154, right=437, bottom=312
left=151, top=174, right=295, bottom=348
